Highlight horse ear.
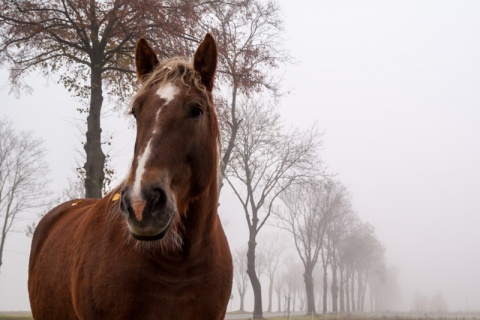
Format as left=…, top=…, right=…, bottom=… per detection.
left=135, top=38, right=160, bottom=82
left=194, top=34, right=218, bottom=92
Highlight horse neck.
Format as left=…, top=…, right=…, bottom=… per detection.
left=181, top=182, right=220, bottom=251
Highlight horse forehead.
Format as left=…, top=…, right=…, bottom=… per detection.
left=156, top=82, right=178, bottom=104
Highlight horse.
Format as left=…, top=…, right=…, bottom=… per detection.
left=28, top=34, right=233, bottom=320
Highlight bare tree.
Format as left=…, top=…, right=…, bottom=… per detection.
left=0, top=118, right=49, bottom=270
left=274, top=273, right=284, bottom=312
left=283, top=260, right=302, bottom=313
left=340, top=221, right=385, bottom=311
left=233, top=247, right=249, bottom=312
left=203, top=0, right=289, bottom=191
left=355, top=226, right=384, bottom=311
left=225, top=99, right=321, bottom=318
left=0, top=0, right=223, bottom=198
left=322, top=182, right=353, bottom=313
left=257, top=232, right=285, bottom=312
left=430, top=290, right=448, bottom=313
left=276, top=179, right=340, bottom=315
left=368, top=265, right=401, bottom=311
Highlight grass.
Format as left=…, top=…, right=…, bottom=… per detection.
left=0, top=312, right=32, bottom=320
left=244, top=313, right=480, bottom=320
left=0, top=312, right=478, bottom=320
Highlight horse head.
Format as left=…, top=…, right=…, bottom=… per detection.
left=120, top=34, right=219, bottom=245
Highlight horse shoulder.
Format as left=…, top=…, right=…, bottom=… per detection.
left=29, top=199, right=97, bottom=271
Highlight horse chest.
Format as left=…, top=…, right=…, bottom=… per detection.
left=72, top=247, right=229, bottom=319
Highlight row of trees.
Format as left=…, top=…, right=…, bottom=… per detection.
left=219, top=89, right=400, bottom=317
left=231, top=178, right=399, bottom=315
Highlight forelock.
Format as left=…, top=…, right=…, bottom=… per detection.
left=131, top=57, right=211, bottom=107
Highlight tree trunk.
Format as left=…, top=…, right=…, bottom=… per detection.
left=0, top=210, right=9, bottom=270
left=276, top=288, right=281, bottom=312
left=84, top=64, right=105, bottom=198
left=247, top=237, right=263, bottom=318
left=239, top=293, right=245, bottom=312
left=345, top=271, right=350, bottom=312
left=0, top=190, right=15, bottom=271
left=317, top=292, right=322, bottom=313
left=331, top=260, right=338, bottom=312
left=303, top=263, right=316, bottom=315
left=357, top=274, right=363, bottom=311
left=339, top=265, right=345, bottom=312
left=292, top=292, right=296, bottom=312
left=322, top=267, right=328, bottom=314
left=267, top=273, right=274, bottom=312
left=351, top=271, right=356, bottom=311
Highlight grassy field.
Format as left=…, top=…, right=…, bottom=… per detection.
left=268, top=314, right=480, bottom=320
left=0, top=312, right=32, bottom=320
left=0, top=312, right=478, bottom=320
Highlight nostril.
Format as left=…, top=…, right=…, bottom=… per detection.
left=146, top=187, right=167, bottom=209
left=154, top=187, right=166, bottom=203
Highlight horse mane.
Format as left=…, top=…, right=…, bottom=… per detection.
left=132, top=57, right=212, bottom=107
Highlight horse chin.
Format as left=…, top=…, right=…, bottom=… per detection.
left=130, top=229, right=168, bottom=241
left=127, top=214, right=174, bottom=242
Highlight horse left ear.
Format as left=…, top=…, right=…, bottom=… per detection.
left=135, top=38, right=160, bottom=83
left=194, top=34, right=218, bottom=92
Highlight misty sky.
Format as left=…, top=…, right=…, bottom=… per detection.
left=1, top=0, right=480, bottom=312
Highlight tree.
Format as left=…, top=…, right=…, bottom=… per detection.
left=276, top=179, right=337, bottom=315
left=283, top=260, right=303, bottom=313
left=322, top=182, right=353, bottom=313
left=430, top=290, right=448, bottom=313
left=274, top=273, right=284, bottom=312
left=226, top=99, right=321, bottom=318
left=204, top=0, right=289, bottom=191
left=0, top=0, right=217, bottom=198
left=340, top=221, right=385, bottom=311
left=233, top=247, right=250, bottom=312
left=412, top=290, right=429, bottom=313
left=368, top=265, right=401, bottom=311
left=257, top=233, right=285, bottom=313
left=0, top=118, right=49, bottom=270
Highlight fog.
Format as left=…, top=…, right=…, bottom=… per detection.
left=1, top=0, right=480, bottom=313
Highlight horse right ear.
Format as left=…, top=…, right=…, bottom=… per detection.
left=194, top=34, right=218, bottom=92
left=135, top=38, right=160, bottom=83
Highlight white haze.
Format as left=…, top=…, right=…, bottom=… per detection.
left=1, top=0, right=480, bottom=312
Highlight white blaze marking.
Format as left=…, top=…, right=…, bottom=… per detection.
left=132, top=140, right=152, bottom=198
left=131, top=82, right=178, bottom=198
left=156, top=83, right=178, bottom=105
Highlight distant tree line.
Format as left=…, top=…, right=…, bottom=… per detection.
left=231, top=176, right=401, bottom=315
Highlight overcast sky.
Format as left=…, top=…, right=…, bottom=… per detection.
left=1, top=0, right=480, bottom=312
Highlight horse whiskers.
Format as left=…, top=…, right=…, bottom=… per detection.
left=120, top=211, right=184, bottom=254
left=105, top=190, right=184, bottom=254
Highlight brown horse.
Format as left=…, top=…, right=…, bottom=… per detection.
left=28, top=34, right=233, bottom=320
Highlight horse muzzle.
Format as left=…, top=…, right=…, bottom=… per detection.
left=120, top=186, right=176, bottom=241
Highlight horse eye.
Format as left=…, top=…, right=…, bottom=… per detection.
left=130, top=109, right=137, bottom=119
left=190, top=107, right=203, bottom=118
